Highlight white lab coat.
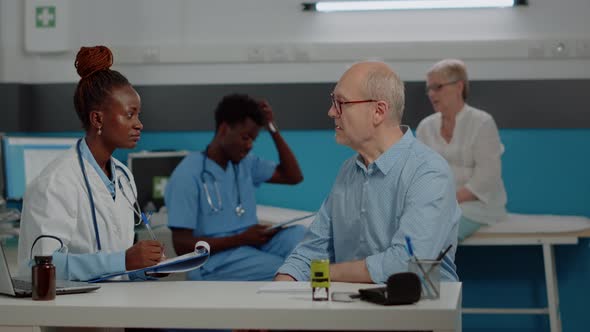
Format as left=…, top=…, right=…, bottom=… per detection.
left=17, top=145, right=136, bottom=278
left=416, top=104, right=508, bottom=225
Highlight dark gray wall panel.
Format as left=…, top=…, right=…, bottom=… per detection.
left=25, top=84, right=81, bottom=132
left=0, top=79, right=588, bottom=132
left=134, top=83, right=334, bottom=131
left=467, top=80, right=590, bottom=129
left=0, top=84, right=25, bottom=132
left=404, top=79, right=590, bottom=129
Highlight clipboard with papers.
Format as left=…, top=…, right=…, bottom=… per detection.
left=264, top=213, right=316, bottom=232
left=89, top=241, right=210, bottom=283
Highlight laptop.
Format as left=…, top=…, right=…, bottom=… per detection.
left=0, top=243, right=100, bottom=298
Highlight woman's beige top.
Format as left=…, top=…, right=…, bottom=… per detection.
left=416, top=104, right=507, bottom=225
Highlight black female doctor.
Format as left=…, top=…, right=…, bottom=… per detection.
left=17, top=46, right=164, bottom=281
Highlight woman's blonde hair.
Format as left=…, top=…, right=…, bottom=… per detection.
left=428, top=59, right=469, bottom=100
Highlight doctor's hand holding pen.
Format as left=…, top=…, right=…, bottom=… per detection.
left=141, top=211, right=167, bottom=261
left=125, top=240, right=165, bottom=271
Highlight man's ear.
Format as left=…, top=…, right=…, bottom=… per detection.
left=373, top=101, right=388, bottom=126
left=217, top=122, right=230, bottom=137
left=89, top=110, right=104, bottom=130
left=220, top=122, right=228, bottom=133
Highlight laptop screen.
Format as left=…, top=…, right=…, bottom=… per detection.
left=0, top=243, right=18, bottom=296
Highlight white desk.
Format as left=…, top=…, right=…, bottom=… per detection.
left=256, top=205, right=590, bottom=332
left=0, top=281, right=462, bottom=331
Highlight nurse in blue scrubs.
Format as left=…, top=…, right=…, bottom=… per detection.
left=164, top=94, right=305, bottom=281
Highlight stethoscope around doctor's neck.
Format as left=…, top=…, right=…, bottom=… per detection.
left=76, top=139, right=142, bottom=251
left=201, top=146, right=245, bottom=217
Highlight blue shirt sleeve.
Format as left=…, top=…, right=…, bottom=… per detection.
left=365, top=162, right=459, bottom=283
left=277, top=198, right=334, bottom=281
left=248, top=154, right=276, bottom=186
left=165, top=156, right=200, bottom=231
left=50, top=251, right=126, bottom=282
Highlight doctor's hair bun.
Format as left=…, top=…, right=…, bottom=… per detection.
left=75, top=46, right=114, bottom=79
left=73, top=45, right=130, bottom=131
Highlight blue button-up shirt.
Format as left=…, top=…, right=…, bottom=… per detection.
left=278, top=128, right=460, bottom=283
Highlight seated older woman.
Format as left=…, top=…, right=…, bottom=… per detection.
left=416, top=59, right=507, bottom=241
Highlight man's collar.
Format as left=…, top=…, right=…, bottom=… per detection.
left=357, top=125, right=413, bottom=175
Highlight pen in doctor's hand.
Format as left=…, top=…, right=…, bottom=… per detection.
left=145, top=211, right=167, bottom=260
left=141, top=212, right=157, bottom=241
left=146, top=210, right=154, bottom=223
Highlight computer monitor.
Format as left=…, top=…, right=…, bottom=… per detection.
left=1, top=136, right=78, bottom=201
left=127, top=151, right=189, bottom=211
left=0, top=133, right=5, bottom=203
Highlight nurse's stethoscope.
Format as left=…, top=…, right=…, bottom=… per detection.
left=201, top=146, right=245, bottom=217
left=76, top=139, right=143, bottom=251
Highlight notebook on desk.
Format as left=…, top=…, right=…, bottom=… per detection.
left=0, top=243, right=100, bottom=298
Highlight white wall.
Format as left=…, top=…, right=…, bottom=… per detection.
left=2, top=0, right=590, bottom=84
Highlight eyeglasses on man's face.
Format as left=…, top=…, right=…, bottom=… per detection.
left=330, top=93, right=378, bottom=116
left=425, top=80, right=460, bottom=94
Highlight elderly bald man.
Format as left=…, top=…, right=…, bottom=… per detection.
left=276, top=62, right=460, bottom=284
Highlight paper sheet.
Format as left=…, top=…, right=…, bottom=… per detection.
left=257, top=281, right=311, bottom=293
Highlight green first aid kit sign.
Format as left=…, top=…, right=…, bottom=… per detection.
left=36, top=6, right=56, bottom=28
left=153, top=176, right=169, bottom=199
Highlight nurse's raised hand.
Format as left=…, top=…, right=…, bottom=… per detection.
left=125, top=240, right=165, bottom=270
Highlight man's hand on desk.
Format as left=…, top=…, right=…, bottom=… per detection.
left=274, top=273, right=296, bottom=282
